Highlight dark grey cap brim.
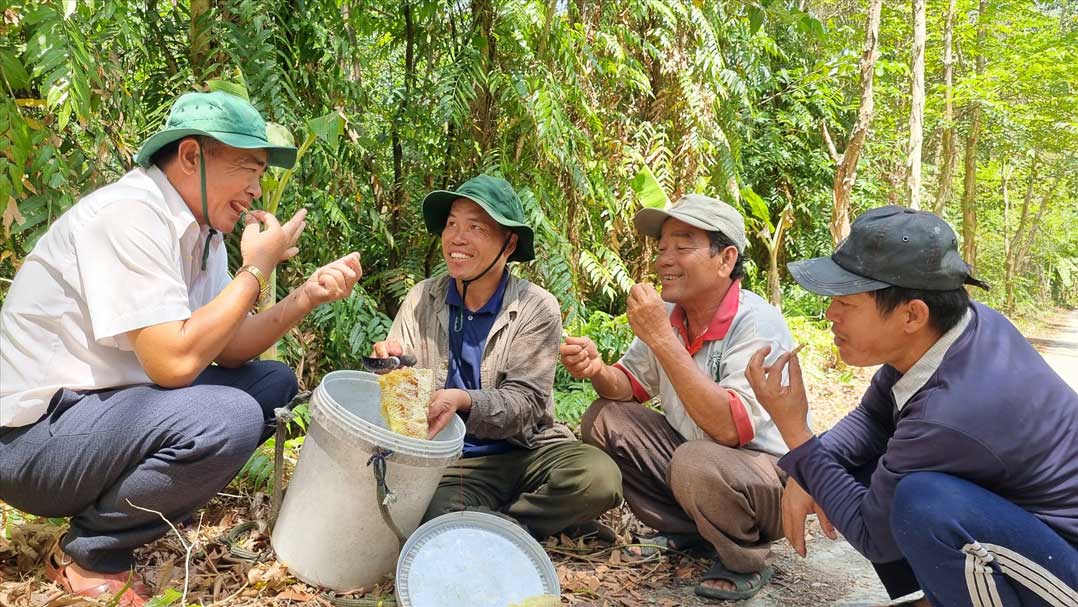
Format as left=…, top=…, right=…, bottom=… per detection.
left=787, top=257, right=892, bottom=296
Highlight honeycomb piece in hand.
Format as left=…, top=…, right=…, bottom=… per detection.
left=377, top=367, right=433, bottom=439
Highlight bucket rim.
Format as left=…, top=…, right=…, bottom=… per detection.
left=313, top=370, right=465, bottom=458
left=395, top=511, right=560, bottom=607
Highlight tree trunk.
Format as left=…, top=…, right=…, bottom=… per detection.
left=1001, top=158, right=1014, bottom=262
left=1004, top=156, right=1036, bottom=311
left=766, top=206, right=794, bottom=309
left=1006, top=159, right=1067, bottom=312
left=385, top=2, right=416, bottom=318
left=826, top=0, right=882, bottom=245
left=905, top=0, right=926, bottom=209
left=471, top=0, right=497, bottom=153
left=933, top=0, right=957, bottom=215
left=961, top=0, right=987, bottom=267
left=190, top=0, right=212, bottom=82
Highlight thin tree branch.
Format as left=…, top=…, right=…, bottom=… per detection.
left=126, top=500, right=198, bottom=605
left=821, top=121, right=842, bottom=165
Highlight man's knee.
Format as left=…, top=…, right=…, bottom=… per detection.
left=669, top=441, right=772, bottom=502
left=572, top=445, right=624, bottom=512
left=892, top=472, right=955, bottom=527
left=580, top=399, right=631, bottom=448
left=258, top=360, right=299, bottom=402
left=184, top=386, right=263, bottom=463
left=668, top=441, right=725, bottom=488
left=891, top=472, right=972, bottom=556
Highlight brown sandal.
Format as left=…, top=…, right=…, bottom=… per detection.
left=43, top=537, right=152, bottom=607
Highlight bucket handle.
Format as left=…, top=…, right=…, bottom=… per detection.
left=367, top=448, right=407, bottom=550
left=269, top=390, right=312, bottom=531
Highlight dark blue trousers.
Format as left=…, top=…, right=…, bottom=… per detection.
left=0, top=361, right=297, bottom=572
left=892, top=472, right=1078, bottom=607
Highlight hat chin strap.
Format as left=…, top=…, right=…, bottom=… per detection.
left=453, top=234, right=512, bottom=333
left=198, top=144, right=218, bottom=272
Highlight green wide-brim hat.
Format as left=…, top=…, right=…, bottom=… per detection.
left=422, top=175, right=535, bottom=262
left=134, top=91, right=297, bottom=169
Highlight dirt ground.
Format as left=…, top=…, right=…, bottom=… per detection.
left=3, top=308, right=1075, bottom=607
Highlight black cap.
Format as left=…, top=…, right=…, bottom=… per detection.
left=788, top=206, right=989, bottom=296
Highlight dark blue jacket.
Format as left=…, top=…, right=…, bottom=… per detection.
left=780, top=303, right=1078, bottom=563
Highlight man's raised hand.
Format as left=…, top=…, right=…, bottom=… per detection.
left=241, top=210, right=294, bottom=273
left=299, top=252, right=362, bottom=309
left=746, top=344, right=813, bottom=449
left=560, top=336, right=603, bottom=379
left=279, top=207, right=308, bottom=259
left=626, top=283, right=675, bottom=349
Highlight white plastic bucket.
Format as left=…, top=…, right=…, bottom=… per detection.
left=271, top=370, right=465, bottom=591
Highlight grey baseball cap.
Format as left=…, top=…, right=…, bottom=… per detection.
left=634, top=194, right=747, bottom=252
left=788, top=205, right=989, bottom=296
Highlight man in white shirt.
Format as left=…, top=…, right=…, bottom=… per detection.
left=0, top=91, right=361, bottom=606
left=560, top=195, right=796, bottom=601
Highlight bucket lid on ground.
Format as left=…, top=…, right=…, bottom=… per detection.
left=395, top=511, right=560, bottom=607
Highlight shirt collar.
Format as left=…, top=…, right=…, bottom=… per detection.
left=446, top=270, right=510, bottom=315
left=144, top=165, right=221, bottom=254
left=670, top=279, right=741, bottom=355
left=892, top=308, right=972, bottom=410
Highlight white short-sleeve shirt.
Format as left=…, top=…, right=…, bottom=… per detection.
left=0, top=167, right=230, bottom=427
left=613, top=281, right=796, bottom=457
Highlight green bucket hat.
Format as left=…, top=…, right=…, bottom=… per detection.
left=422, top=175, right=535, bottom=262
left=134, top=91, right=297, bottom=169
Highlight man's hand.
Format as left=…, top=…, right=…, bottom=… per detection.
left=297, top=253, right=362, bottom=309
left=626, top=283, right=675, bottom=349
left=782, top=478, right=837, bottom=557
left=746, top=345, right=814, bottom=449
left=241, top=209, right=306, bottom=274
left=427, top=388, right=471, bottom=439
left=371, top=339, right=404, bottom=358
left=560, top=336, right=604, bottom=379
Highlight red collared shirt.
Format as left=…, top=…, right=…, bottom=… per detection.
left=614, top=281, right=797, bottom=455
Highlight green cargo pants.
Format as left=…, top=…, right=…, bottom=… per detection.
left=423, top=440, right=623, bottom=538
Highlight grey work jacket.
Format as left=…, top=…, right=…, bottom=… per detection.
left=387, top=274, right=575, bottom=449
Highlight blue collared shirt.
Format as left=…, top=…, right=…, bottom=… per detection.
left=445, top=271, right=514, bottom=457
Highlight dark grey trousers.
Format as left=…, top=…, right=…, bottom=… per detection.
left=0, top=361, right=297, bottom=572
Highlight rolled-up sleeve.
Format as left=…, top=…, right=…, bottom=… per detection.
left=615, top=337, right=661, bottom=403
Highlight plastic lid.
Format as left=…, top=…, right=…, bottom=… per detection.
left=395, top=512, right=560, bottom=607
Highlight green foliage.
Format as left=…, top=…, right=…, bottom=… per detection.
left=231, top=404, right=309, bottom=492
left=554, top=383, right=598, bottom=429
left=233, top=440, right=276, bottom=492
left=1, top=0, right=1074, bottom=388
left=554, top=309, right=635, bottom=426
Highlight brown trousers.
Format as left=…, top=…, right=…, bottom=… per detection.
left=581, top=399, right=785, bottom=573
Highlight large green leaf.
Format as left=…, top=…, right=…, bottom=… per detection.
left=307, top=111, right=344, bottom=154
left=265, top=122, right=295, bottom=147
left=739, top=186, right=773, bottom=232
left=207, top=79, right=250, bottom=101
left=0, top=50, right=30, bottom=91
left=630, top=163, right=670, bottom=210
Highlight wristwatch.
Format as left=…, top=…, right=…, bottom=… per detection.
left=239, top=265, right=269, bottom=304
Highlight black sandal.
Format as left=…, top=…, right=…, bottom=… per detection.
left=694, top=559, right=773, bottom=601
